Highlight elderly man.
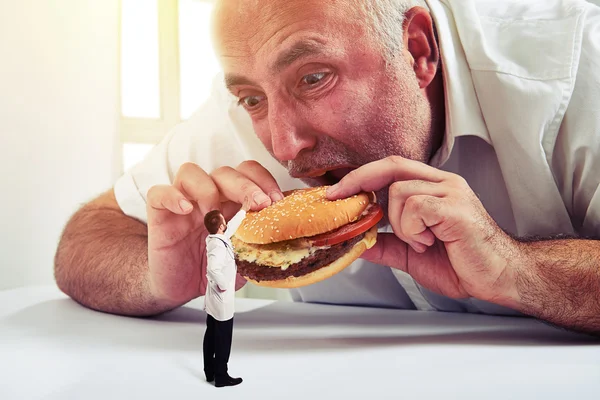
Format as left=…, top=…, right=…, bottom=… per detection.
left=54, top=0, right=600, bottom=336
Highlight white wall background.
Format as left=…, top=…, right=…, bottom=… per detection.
left=0, top=0, right=121, bottom=290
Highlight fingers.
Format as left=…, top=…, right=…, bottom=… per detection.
left=173, top=162, right=220, bottom=215
left=236, top=160, right=284, bottom=203
left=147, top=184, right=197, bottom=228
left=327, top=156, right=449, bottom=200
left=359, top=233, right=408, bottom=272
left=210, top=161, right=283, bottom=211
left=149, top=161, right=281, bottom=224
left=147, top=184, right=194, bottom=215
left=388, top=180, right=444, bottom=252
left=400, top=195, right=443, bottom=252
left=210, top=166, right=270, bottom=210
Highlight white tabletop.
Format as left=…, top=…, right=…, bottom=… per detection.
left=1, top=285, right=599, bottom=400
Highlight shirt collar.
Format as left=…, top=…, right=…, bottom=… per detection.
left=207, top=233, right=228, bottom=241
left=426, top=0, right=491, bottom=168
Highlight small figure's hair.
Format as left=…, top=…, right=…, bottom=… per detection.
left=204, top=210, right=223, bottom=234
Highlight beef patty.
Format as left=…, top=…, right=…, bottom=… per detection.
left=236, top=233, right=366, bottom=281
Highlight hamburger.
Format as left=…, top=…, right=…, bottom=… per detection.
left=231, top=186, right=383, bottom=288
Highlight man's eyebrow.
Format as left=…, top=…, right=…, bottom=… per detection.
left=223, top=39, right=328, bottom=93
left=224, top=74, right=258, bottom=92
left=271, top=39, right=328, bottom=73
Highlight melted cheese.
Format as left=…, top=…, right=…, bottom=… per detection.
left=231, top=237, right=330, bottom=270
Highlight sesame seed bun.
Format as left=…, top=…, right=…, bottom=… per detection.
left=234, top=186, right=371, bottom=244
left=231, top=185, right=383, bottom=289
left=243, top=225, right=378, bottom=288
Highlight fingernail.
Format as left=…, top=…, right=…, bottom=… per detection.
left=179, top=199, right=193, bottom=212
left=253, top=192, right=270, bottom=206
left=269, top=191, right=284, bottom=202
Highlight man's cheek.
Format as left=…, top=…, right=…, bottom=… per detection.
left=303, top=102, right=363, bottom=142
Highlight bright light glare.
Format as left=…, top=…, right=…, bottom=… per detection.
left=178, top=0, right=221, bottom=120
left=120, top=0, right=160, bottom=118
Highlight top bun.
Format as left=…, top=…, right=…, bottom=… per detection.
left=233, top=186, right=371, bottom=244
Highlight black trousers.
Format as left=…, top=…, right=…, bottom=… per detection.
left=203, top=314, right=234, bottom=378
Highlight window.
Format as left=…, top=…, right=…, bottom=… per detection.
left=118, top=0, right=292, bottom=301
left=119, top=0, right=220, bottom=173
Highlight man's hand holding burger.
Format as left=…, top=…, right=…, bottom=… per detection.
left=325, top=155, right=520, bottom=305
left=146, top=160, right=284, bottom=309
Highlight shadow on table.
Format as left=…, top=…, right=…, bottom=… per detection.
left=3, top=298, right=598, bottom=353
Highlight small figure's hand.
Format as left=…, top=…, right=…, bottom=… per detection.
left=327, top=156, right=519, bottom=301
left=241, top=195, right=252, bottom=212
left=145, top=160, right=283, bottom=306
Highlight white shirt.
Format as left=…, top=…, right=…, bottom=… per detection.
left=203, top=210, right=246, bottom=321
left=114, top=0, right=600, bottom=315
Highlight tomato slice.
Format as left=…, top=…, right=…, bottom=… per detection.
left=309, top=203, right=384, bottom=247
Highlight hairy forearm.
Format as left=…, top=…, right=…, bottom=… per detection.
left=54, top=202, right=175, bottom=317
left=499, top=238, right=600, bottom=336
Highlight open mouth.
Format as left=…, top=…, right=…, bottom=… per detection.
left=305, top=166, right=356, bottom=186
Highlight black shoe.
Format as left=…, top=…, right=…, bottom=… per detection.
left=205, top=372, right=214, bottom=382
left=215, top=375, right=243, bottom=387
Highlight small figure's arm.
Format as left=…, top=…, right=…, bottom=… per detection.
left=224, top=200, right=250, bottom=238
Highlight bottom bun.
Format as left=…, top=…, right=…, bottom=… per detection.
left=244, top=225, right=378, bottom=289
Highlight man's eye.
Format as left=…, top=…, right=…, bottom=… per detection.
left=301, top=72, right=327, bottom=86
left=239, top=96, right=263, bottom=108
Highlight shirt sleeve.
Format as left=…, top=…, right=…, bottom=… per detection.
left=224, top=210, right=247, bottom=239
left=113, top=73, right=250, bottom=223
left=551, top=4, right=600, bottom=238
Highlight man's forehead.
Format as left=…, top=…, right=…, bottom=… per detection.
left=212, top=0, right=361, bottom=58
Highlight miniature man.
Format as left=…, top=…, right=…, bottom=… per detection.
left=202, top=202, right=249, bottom=387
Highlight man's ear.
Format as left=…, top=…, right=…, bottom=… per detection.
left=403, top=7, right=439, bottom=89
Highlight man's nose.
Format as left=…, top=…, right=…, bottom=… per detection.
left=268, top=100, right=315, bottom=162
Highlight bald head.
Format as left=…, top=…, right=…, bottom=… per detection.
left=212, top=0, right=429, bottom=64
left=212, top=0, right=374, bottom=64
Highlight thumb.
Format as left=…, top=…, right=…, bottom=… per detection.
left=360, top=233, right=408, bottom=272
